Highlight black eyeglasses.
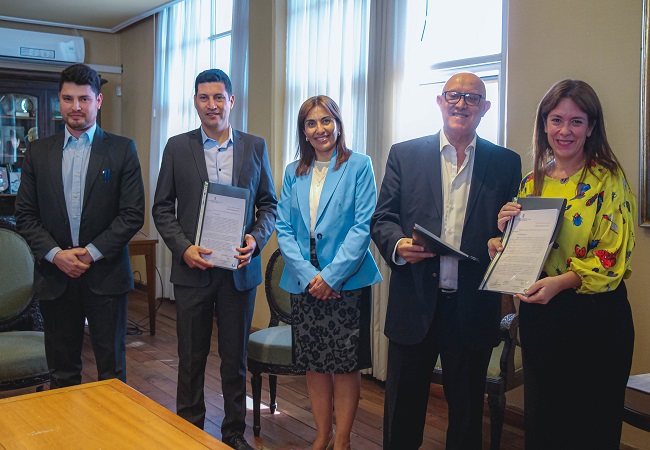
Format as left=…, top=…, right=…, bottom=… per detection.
left=442, top=91, right=484, bottom=106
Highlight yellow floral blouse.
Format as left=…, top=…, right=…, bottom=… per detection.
left=519, top=161, right=636, bottom=294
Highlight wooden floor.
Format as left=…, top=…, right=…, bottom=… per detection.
left=1, top=290, right=524, bottom=449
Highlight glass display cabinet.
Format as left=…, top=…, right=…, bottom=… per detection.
left=0, top=68, right=63, bottom=219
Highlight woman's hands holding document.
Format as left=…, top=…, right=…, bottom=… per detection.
left=487, top=200, right=522, bottom=259
left=515, top=271, right=581, bottom=304
left=487, top=237, right=503, bottom=259
left=497, top=201, right=522, bottom=232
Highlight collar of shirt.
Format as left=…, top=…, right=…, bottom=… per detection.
left=439, top=130, right=477, bottom=156
left=63, top=123, right=97, bottom=150
left=200, top=125, right=233, bottom=150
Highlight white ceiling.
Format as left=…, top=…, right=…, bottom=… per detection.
left=0, top=0, right=183, bottom=33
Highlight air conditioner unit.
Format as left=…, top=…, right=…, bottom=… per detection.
left=0, top=28, right=84, bottom=65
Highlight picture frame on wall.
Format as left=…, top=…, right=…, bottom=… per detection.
left=641, top=0, right=650, bottom=227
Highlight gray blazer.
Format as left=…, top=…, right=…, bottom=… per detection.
left=152, top=128, right=277, bottom=291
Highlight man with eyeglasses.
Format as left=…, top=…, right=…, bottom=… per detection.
left=371, top=72, right=521, bottom=450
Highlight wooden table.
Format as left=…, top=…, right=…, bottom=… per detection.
left=623, top=373, right=650, bottom=432
left=129, top=235, right=159, bottom=335
left=0, top=379, right=229, bottom=449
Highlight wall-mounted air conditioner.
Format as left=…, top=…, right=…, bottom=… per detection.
left=0, top=28, right=84, bottom=64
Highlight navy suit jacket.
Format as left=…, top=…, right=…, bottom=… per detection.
left=152, top=128, right=277, bottom=291
left=15, top=127, right=145, bottom=300
left=371, top=133, right=521, bottom=348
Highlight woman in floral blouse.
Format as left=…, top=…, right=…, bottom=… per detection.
left=489, top=79, right=636, bottom=450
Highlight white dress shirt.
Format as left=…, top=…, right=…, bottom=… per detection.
left=438, top=132, right=476, bottom=290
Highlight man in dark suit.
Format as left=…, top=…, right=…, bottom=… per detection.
left=15, top=64, right=145, bottom=389
left=152, top=69, right=277, bottom=450
left=371, top=73, right=522, bottom=450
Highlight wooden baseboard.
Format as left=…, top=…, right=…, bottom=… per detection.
left=133, top=280, right=147, bottom=292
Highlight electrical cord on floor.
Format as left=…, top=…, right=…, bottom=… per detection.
left=126, top=263, right=168, bottom=335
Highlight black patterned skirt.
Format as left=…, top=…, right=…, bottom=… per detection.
left=290, top=239, right=371, bottom=374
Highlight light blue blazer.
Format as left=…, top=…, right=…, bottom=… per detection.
left=277, top=151, right=382, bottom=294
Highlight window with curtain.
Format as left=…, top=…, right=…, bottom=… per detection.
left=396, top=0, right=506, bottom=145
left=282, top=0, right=370, bottom=170
left=156, top=0, right=234, bottom=139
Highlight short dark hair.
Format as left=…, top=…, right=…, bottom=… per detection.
left=59, top=64, right=102, bottom=96
left=194, top=69, right=232, bottom=96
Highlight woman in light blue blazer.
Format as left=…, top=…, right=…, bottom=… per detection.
left=276, top=95, right=382, bottom=450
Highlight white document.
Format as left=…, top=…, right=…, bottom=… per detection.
left=195, top=182, right=249, bottom=270
left=480, top=208, right=561, bottom=295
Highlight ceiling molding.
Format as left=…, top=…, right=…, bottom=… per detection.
left=0, top=0, right=183, bottom=34
left=0, top=15, right=112, bottom=34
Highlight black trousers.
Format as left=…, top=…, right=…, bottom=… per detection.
left=519, top=282, right=634, bottom=450
left=383, top=290, right=493, bottom=450
left=174, top=268, right=255, bottom=440
left=40, top=277, right=128, bottom=388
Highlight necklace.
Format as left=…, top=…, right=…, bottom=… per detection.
left=312, top=165, right=328, bottom=187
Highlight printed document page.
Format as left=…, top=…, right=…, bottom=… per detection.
left=481, top=208, right=560, bottom=295
left=197, top=189, right=247, bottom=270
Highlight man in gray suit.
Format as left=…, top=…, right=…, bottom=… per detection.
left=16, top=64, right=145, bottom=388
left=152, top=69, right=277, bottom=450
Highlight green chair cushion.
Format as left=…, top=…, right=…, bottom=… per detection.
left=0, top=228, right=34, bottom=322
left=248, top=325, right=293, bottom=366
left=434, top=342, right=523, bottom=379
left=0, top=331, right=49, bottom=381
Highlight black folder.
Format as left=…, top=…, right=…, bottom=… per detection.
left=412, top=223, right=479, bottom=263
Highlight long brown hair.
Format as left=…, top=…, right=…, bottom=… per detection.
left=295, top=95, right=351, bottom=177
left=531, top=79, right=624, bottom=196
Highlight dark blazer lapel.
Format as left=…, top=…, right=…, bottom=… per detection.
left=465, top=137, right=490, bottom=225
left=426, top=133, right=443, bottom=218
left=47, top=133, right=68, bottom=217
left=189, top=128, right=209, bottom=183
left=231, top=129, right=245, bottom=187
left=84, top=128, right=108, bottom=208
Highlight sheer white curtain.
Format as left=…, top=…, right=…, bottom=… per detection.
left=150, top=0, right=246, bottom=299
left=282, top=0, right=369, bottom=168
left=364, top=0, right=408, bottom=381
left=229, top=0, right=249, bottom=131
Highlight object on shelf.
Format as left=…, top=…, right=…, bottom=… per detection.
left=26, top=127, right=38, bottom=146
left=0, top=166, right=8, bottom=193
left=0, top=95, right=13, bottom=117
left=9, top=168, right=20, bottom=194
left=16, top=97, right=35, bottom=117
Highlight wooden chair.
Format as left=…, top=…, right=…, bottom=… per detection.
left=432, top=312, right=523, bottom=450
left=247, top=248, right=305, bottom=436
left=0, top=221, right=50, bottom=392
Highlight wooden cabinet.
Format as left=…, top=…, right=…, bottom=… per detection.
left=0, top=69, right=66, bottom=220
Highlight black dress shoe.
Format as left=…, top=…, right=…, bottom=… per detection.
left=222, top=434, right=254, bottom=450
